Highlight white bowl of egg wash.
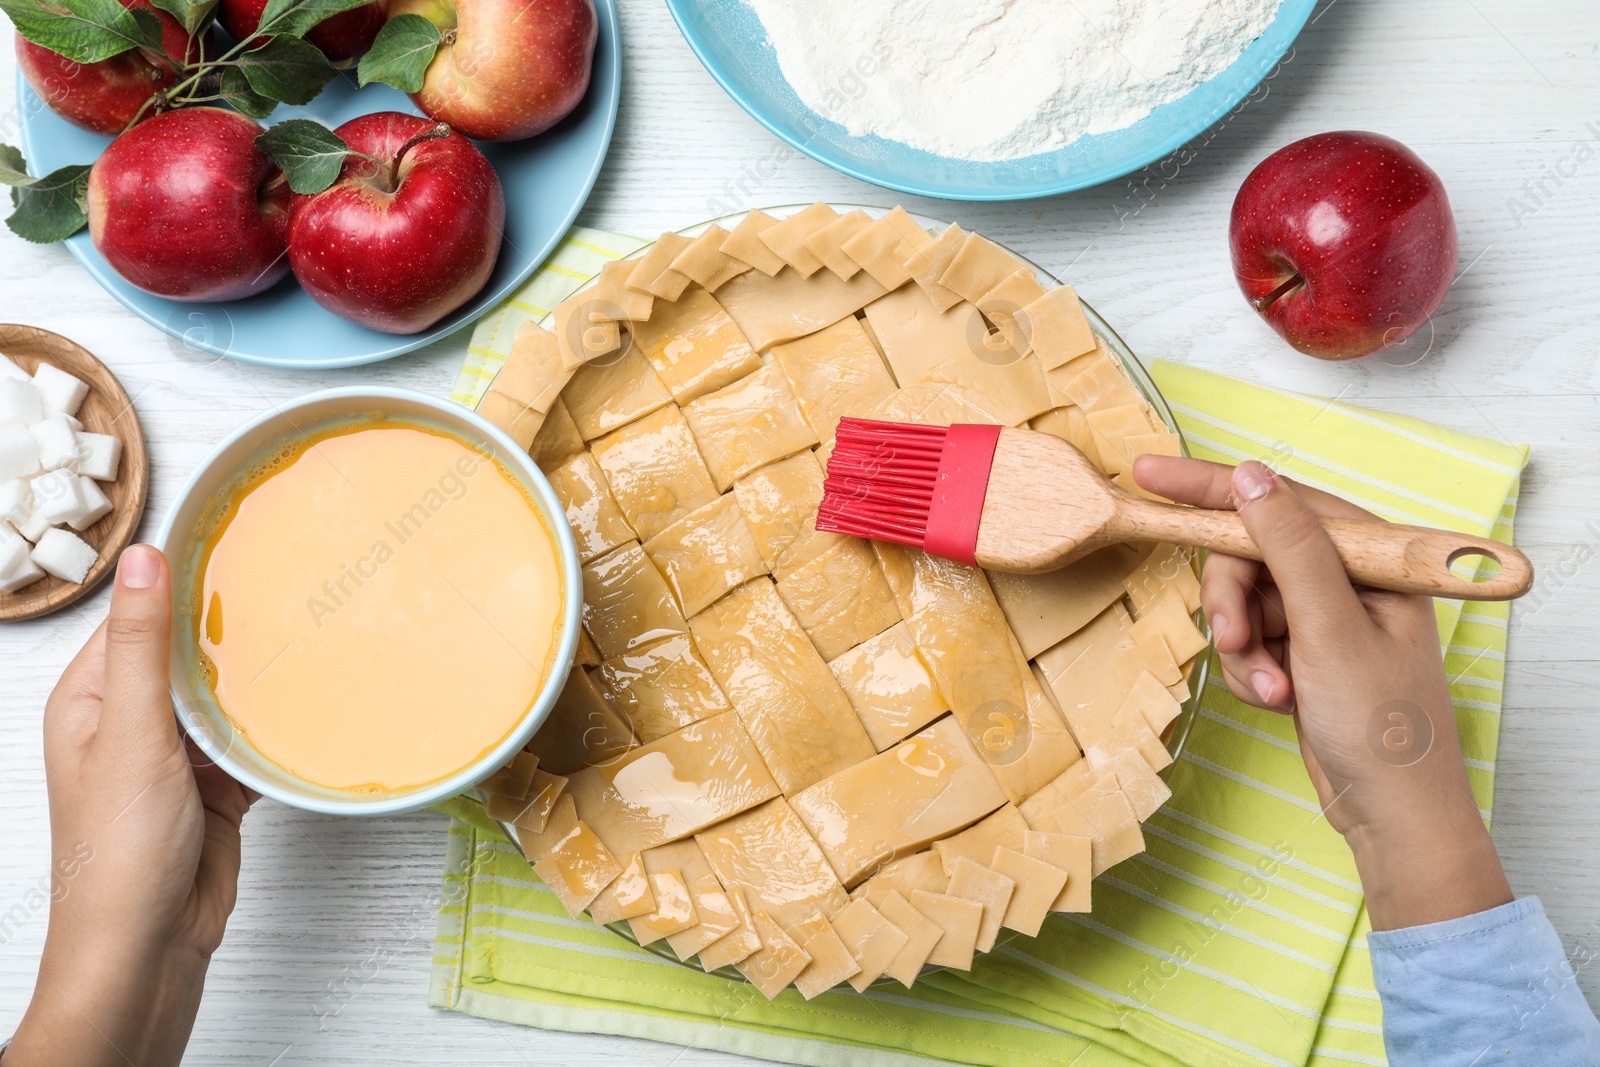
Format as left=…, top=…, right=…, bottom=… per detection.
left=156, top=387, right=582, bottom=816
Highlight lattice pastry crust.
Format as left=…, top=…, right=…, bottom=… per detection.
left=477, top=206, right=1206, bottom=1001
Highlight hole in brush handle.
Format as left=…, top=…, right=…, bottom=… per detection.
left=1446, top=544, right=1502, bottom=569
left=1375, top=527, right=1532, bottom=600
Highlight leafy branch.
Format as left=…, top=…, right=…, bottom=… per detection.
left=8, top=0, right=394, bottom=125
left=3, top=0, right=454, bottom=242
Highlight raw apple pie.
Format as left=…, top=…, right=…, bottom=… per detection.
left=473, top=205, right=1208, bottom=1000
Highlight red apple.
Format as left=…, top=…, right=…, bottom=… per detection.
left=86, top=108, right=291, bottom=302
left=216, top=0, right=387, bottom=63
left=389, top=0, right=596, bottom=141
left=16, top=0, right=197, bottom=135
left=286, top=111, right=504, bottom=333
left=1229, top=131, right=1458, bottom=361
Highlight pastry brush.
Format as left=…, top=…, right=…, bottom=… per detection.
left=816, top=418, right=1533, bottom=601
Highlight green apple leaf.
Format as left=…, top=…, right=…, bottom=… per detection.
left=256, top=118, right=351, bottom=194
left=253, top=0, right=375, bottom=41
left=0, top=0, right=163, bottom=63
left=128, top=6, right=168, bottom=57
left=0, top=145, right=33, bottom=187
left=237, top=35, right=336, bottom=105
left=148, top=0, right=218, bottom=36
left=219, top=67, right=278, bottom=118
left=356, top=13, right=440, bottom=93
left=6, top=162, right=92, bottom=244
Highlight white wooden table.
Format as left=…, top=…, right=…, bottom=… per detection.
left=3, top=1, right=1598, bottom=1062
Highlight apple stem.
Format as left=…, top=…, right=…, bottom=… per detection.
left=1252, top=272, right=1304, bottom=314
left=390, top=123, right=453, bottom=187
left=123, top=91, right=163, bottom=134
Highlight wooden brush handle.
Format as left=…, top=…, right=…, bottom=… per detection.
left=1113, top=497, right=1533, bottom=601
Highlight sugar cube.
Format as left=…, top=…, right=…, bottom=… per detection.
left=31, top=468, right=88, bottom=526
left=0, top=479, right=26, bottom=524
left=30, top=416, right=79, bottom=472
left=32, top=364, right=89, bottom=418
left=0, top=378, right=44, bottom=426
left=0, top=479, right=48, bottom=541
left=0, top=554, right=45, bottom=593
left=70, top=476, right=112, bottom=531
left=64, top=414, right=83, bottom=432
left=75, top=432, right=122, bottom=481
left=0, top=525, right=27, bottom=571
left=0, top=424, right=41, bottom=480
left=13, top=508, right=49, bottom=543
left=0, top=354, right=27, bottom=382
left=31, top=527, right=97, bottom=584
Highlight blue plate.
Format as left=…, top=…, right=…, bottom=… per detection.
left=16, top=0, right=619, bottom=369
left=665, top=0, right=1316, bottom=202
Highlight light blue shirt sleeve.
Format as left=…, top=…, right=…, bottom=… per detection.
left=1370, top=896, right=1600, bottom=1066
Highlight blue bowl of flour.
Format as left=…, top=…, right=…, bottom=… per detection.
left=665, top=0, right=1319, bottom=202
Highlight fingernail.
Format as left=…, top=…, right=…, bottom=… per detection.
left=1234, top=462, right=1274, bottom=503
left=1211, top=613, right=1227, bottom=641
left=1251, top=670, right=1275, bottom=704
left=118, top=545, right=160, bottom=589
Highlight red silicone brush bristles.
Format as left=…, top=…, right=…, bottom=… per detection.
left=817, top=418, right=1003, bottom=566
left=817, top=419, right=948, bottom=545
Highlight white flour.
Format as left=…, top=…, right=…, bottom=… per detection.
left=744, top=0, right=1285, bottom=162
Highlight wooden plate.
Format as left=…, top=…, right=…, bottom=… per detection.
left=0, top=325, right=149, bottom=621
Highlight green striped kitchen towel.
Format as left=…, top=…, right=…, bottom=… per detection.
left=434, top=242, right=1527, bottom=1066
